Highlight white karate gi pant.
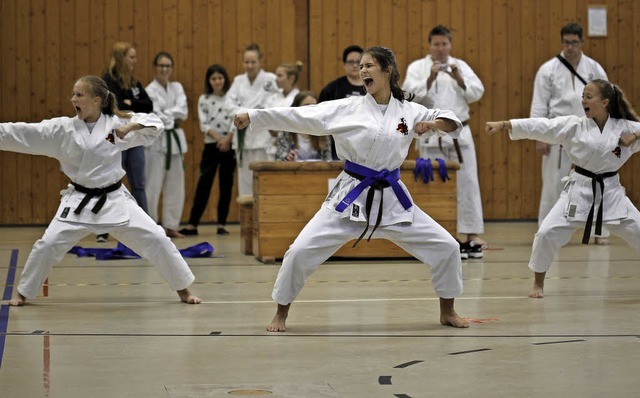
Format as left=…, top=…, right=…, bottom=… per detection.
left=145, top=149, right=185, bottom=230
left=16, top=196, right=195, bottom=299
left=538, top=144, right=572, bottom=225
left=272, top=205, right=463, bottom=305
left=419, top=129, right=484, bottom=235
left=237, top=148, right=270, bottom=197
left=529, top=196, right=640, bottom=273
left=538, top=145, right=610, bottom=238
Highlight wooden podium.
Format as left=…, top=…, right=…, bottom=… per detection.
left=249, top=160, right=458, bottom=263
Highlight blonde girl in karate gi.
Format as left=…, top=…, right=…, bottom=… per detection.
left=0, top=76, right=201, bottom=306
left=486, top=80, right=640, bottom=298
left=235, top=46, right=469, bottom=332
left=145, top=51, right=189, bottom=239
left=225, top=43, right=278, bottom=196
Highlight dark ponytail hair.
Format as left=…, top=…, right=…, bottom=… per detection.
left=591, top=79, right=639, bottom=122
left=78, top=75, right=132, bottom=119
left=362, top=46, right=414, bottom=103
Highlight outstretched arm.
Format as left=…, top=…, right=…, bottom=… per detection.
left=485, top=120, right=512, bottom=135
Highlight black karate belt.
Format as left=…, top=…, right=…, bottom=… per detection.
left=574, top=166, right=618, bottom=244
left=72, top=180, right=123, bottom=215
left=344, top=169, right=393, bottom=248
left=165, top=128, right=184, bottom=170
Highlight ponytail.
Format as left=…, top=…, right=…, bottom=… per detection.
left=591, top=79, right=639, bottom=122
left=78, top=75, right=132, bottom=119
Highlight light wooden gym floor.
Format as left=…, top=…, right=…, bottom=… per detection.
left=0, top=221, right=638, bottom=398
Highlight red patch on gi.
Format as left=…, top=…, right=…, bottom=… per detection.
left=612, top=146, right=621, bottom=158
left=396, top=118, right=408, bottom=135
left=106, top=130, right=115, bottom=144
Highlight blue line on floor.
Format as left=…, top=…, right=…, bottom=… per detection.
left=0, top=249, right=19, bottom=369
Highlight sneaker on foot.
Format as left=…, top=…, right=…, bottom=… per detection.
left=458, top=240, right=469, bottom=260
left=217, top=227, right=230, bottom=235
left=178, top=227, right=198, bottom=236
left=465, top=240, right=484, bottom=259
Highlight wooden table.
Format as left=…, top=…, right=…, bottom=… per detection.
left=250, top=160, right=458, bottom=262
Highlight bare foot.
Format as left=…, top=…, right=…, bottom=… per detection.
left=167, top=229, right=186, bottom=239
left=528, top=271, right=545, bottom=298
left=594, top=237, right=610, bottom=245
left=467, top=234, right=488, bottom=248
left=9, top=293, right=26, bottom=306
left=266, top=303, right=290, bottom=332
left=528, top=285, right=544, bottom=298
left=440, top=311, right=470, bottom=328
left=439, top=298, right=469, bottom=328
left=177, top=288, right=201, bottom=304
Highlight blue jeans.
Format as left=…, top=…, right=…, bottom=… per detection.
left=122, top=146, right=148, bottom=213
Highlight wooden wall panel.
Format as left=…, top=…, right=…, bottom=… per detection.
left=1, top=0, right=639, bottom=225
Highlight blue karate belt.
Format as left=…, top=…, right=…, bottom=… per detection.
left=68, top=241, right=215, bottom=260
left=336, top=160, right=412, bottom=247
left=435, top=158, right=450, bottom=182
left=72, top=180, right=123, bottom=214
left=574, top=166, right=618, bottom=244
left=414, top=158, right=450, bottom=184
left=414, top=157, right=433, bottom=183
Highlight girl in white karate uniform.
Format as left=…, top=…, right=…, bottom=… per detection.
left=225, top=43, right=278, bottom=196
left=145, top=51, right=189, bottom=239
left=0, top=76, right=200, bottom=306
left=235, top=47, right=468, bottom=332
left=486, top=79, right=640, bottom=298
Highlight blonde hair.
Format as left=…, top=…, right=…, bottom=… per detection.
left=104, top=42, right=136, bottom=90
left=278, top=61, right=304, bottom=84
left=77, top=76, right=132, bottom=119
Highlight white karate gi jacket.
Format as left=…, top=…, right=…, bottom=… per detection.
left=0, top=113, right=163, bottom=226
left=402, top=55, right=483, bottom=149
left=248, top=94, right=462, bottom=226
left=511, top=116, right=640, bottom=222
left=530, top=53, right=608, bottom=119
left=225, top=69, right=278, bottom=150
left=145, top=79, right=188, bottom=155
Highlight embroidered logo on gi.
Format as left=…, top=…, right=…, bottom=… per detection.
left=60, top=207, right=70, bottom=218
left=351, top=204, right=360, bottom=218
left=612, top=146, right=621, bottom=158
left=396, top=118, right=409, bottom=135
left=106, top=130, right=116, bottom=145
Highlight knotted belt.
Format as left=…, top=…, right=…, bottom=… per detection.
left=335, top=161, right=412, bottom=247
left=574, top=166, right=618, bottom=244
left=72, top=180, right=122, bottom=215
left=165, top=128, right=184, bottom=170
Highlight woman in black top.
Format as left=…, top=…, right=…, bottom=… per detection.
left=99, top=42, right=153, bottom=242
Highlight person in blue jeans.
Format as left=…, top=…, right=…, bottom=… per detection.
left=100, top=42, right=153, bottom=242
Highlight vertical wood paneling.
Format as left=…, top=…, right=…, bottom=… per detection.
left=506, top=0, right=522, bottom=218
left=1, top=0, right=18, bottom=224
left=30, top=0, right=48, bottom=223
left=16, top=0, right=33, bottom=223
left=1, top=0, right=639, bottom=225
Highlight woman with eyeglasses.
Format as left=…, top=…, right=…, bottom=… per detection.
left=144, top=51, right=189, bottom=239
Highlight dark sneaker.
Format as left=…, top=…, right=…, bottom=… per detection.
left=179, top=228, right=198, bottom=236
left=464, top=240, right=484, bottom=259
left=457, top=239, right=469, bottom=260
left=217, top=227, right=230, bottom=235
